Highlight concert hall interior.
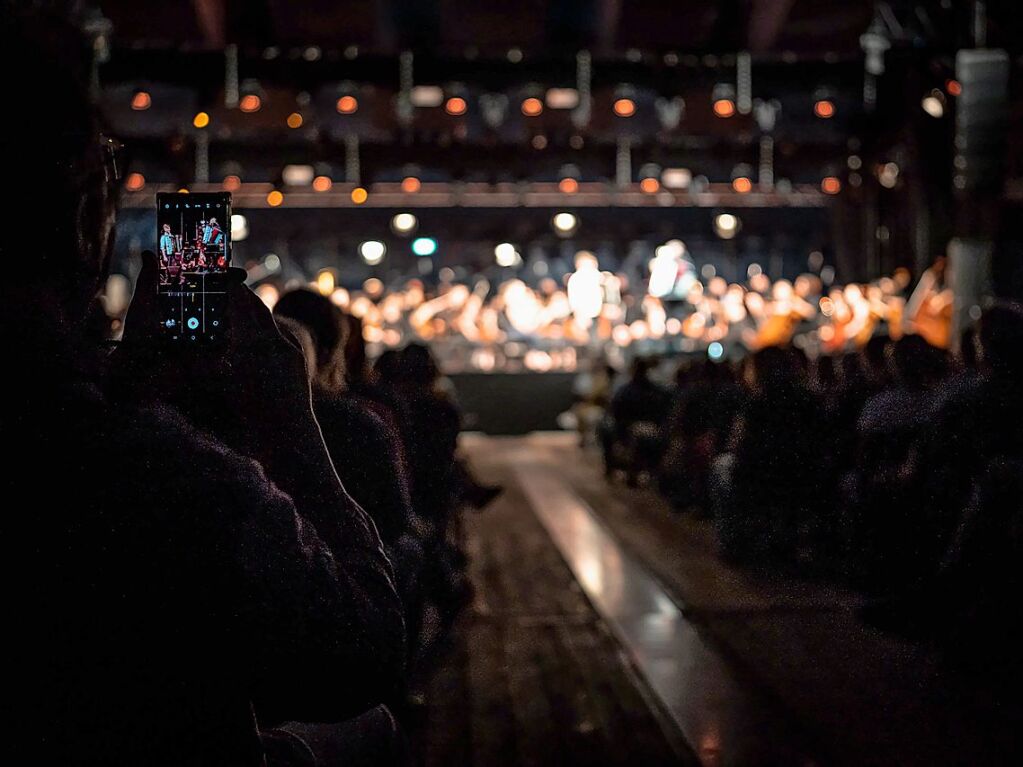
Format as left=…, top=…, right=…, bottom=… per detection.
left=6, top=1, right=1023, bottom=765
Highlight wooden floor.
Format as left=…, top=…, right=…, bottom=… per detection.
left=406, top=437, right=688, bottom=767
left=407, top=433, right=1021, bottom=767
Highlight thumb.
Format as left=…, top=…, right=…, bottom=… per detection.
left=121, top=249, right=160, bottom=343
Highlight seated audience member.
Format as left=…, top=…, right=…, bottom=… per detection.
left=273, top=291, right=421, bottom=561
left=659, top=360, right=741, bottom=513
left=4, top=7, right=405, bottom=764
left=603, top=356, right=672, bottom=483
left=714, top=346, right=825, bottom=566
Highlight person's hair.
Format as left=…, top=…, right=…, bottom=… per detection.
left=272, top=289, right=347, bottom=393
left=5, top=2, right=116, bottom=333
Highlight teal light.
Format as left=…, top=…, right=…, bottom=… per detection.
left=412, top=237, right=437, bottom=256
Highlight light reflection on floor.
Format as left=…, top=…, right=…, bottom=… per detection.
left=514, top=461, right=814, bottom=766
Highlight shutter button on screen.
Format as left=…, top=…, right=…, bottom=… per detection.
left=186, top=317, right=200, bottom=330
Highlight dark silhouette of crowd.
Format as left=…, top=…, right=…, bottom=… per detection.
left=3, top=5, right=492, bottom=764
left=601, top=313, right=1023, bottom=661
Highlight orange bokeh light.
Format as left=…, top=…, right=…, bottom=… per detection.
left=445, top=97, right=467, bottom=116
left=312, top=176, right=333, bottom=192
left=124, top=172, right=145, bottom=192
left=713, top=99, right=735, bottom=118
left=640, top=177, right=660, bottom=194
left=131, top=91, right=151, bottom=111
left=239, top=94, right=262, bottom=113
left=193, top=112, right=210, bottom=129
left=559, top=178, right=579, bottom=194
left=287, top=112, right=303, bottom=128
left=822, top=176, right=842, bottom=194
left=351, top=187, right=368, bottom=204
left=521, top=97, right=543, bottom=117
left=814, top=100, right=835, bottom=119
left=401, top=177, right=422, bottom=193
left=732, top=177, right=752, bottom=193
left=613, top=98, right=636, bottom=117
left=223, top=175, right=242, bottom=191
left=266, top=190, right=284, bottom=207
left=946, top=79, right=962, bottom=97
left=336, top=95, right=358, bottom=114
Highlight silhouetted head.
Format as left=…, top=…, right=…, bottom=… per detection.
left=6, top=3, right=118, bottom=347
left=978, top=303, right=1023, bottom=378
left=374, top=349, right=403, bottom=387
left=401, top=343, right=440, bottom=389
left=630, top=356, right=655, bottom=383
left=888, top=335, right=947, bottom=390
left=273, top=289, right=347, bottom=392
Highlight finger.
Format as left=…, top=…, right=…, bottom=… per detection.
left=227, top=279, right=282, bottom=345
left=120, top=250, right=160, bottom=344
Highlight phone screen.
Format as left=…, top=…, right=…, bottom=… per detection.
left=156, top=192, right=231, bottom=342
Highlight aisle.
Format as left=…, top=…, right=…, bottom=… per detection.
left=408, top=434, right=689, bottom=767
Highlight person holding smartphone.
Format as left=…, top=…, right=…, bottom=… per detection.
left=4, top=5, right=406, bottom=765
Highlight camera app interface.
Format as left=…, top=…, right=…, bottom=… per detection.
left=157, top=193, right=230, bottom=342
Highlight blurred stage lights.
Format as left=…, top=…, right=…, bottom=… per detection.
left=350, top=187, right=368, bottom=204
left=494, top=242, right=520, bottom=267
left=131, top=91, right=151, bottom=111
left=256, top=284, right=279, bottom=310
left=410, top=85, right=444, bottom=108
left=266, top=190, right=284, bottom=207
left=223, top=175, right=242, bottom=192
left=559, top=178, right=579, bottom=194
left=946, top=79, right=962, bottom=96
left=401, top=176, right=421, bottom=193
left=521, top=97, right=543, bottom=117
left=445, top=97, right=467, bottom=116
left=814, top=99, right=836, bottom=119
left=316, top=269, right=335, bottom=295
left=312, top=175, right=332, bottom=192
left=412, top=237, right=437, bottom=257
left=732, top=176, right=753, bottom=194
left=391, top=212, right=418, bottom=234
left=921, top=90, right=945, bottom=118
left=545, top=88, right=579, bottom=109
left=613, top=98, right=636, bottom=117
left=230, top=214, right=249, bottom=241
left=336, top=95, right=358, bottom=114
left=713, top=98, right=735, bottom=118
left=640, top=177, right=660, bottom=194
left=661, top=168, right=692, bottom=189
left=821, top=176, right=842, bottom=194
left=282, top=164, right=314, bottom=186
left=707, top=342, right=725, bottom=360
left=124, top=172, right=145, bottom=192
left=287, top=112, right=303, bottom=128
left=552, top=212, right=579, bottom=236
left=239, top=94, right=262, bottom=113
left=360, top=240, right=386, bottom=265
left=193, top=112, right=210, bottom=129
left=714, top=213, right=740, bottom=239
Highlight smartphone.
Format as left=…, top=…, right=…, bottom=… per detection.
left=156, top=192, right=231, bottom=342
